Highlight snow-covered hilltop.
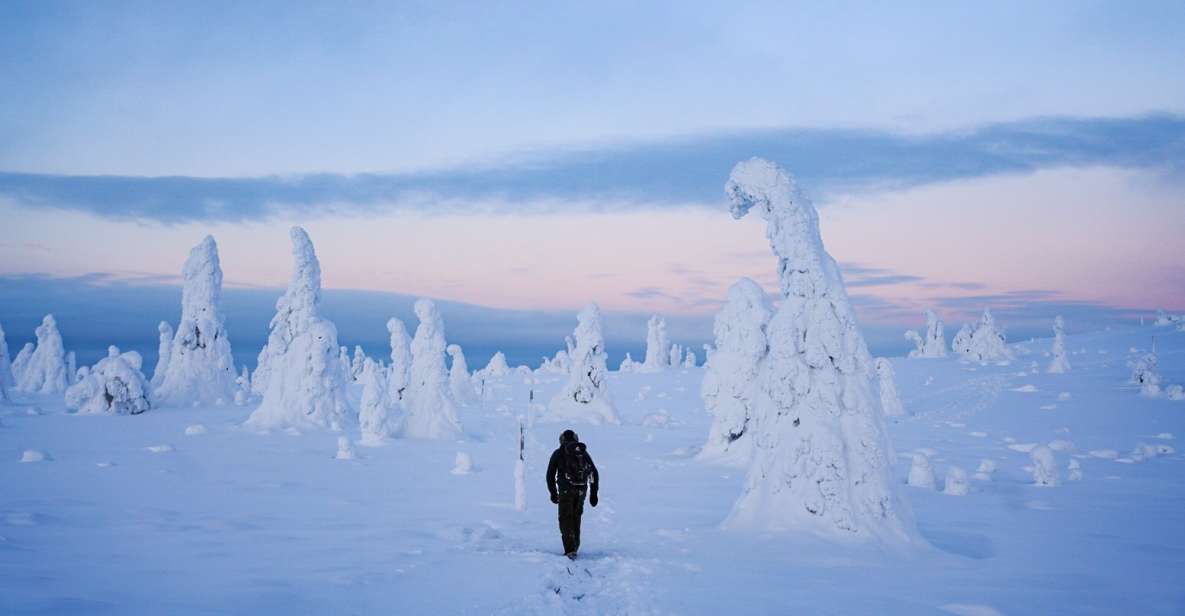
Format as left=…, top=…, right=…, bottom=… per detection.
left=718, top=158, right=915, bottom=544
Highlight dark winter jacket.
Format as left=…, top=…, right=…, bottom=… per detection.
left=546, top=442, right=599, bottom=498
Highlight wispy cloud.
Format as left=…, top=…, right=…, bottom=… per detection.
left=1, top=115, right=1182, bottom=225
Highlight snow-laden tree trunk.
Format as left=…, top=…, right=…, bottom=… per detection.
left=16, top=315, right=68, bottom=394
left=386, top=318, right=412, bottom=404
left=875, top=358, right=906, bottom=417
left=720, top=158, right=915, bottom=544
left=150, top=321, right=173, bottom=389
left=547, top=303, right=619, bottom=424
left=953, top=308, right=1013, bottom=362
left=245, top=227, right=352, bottom=431
left=1047, top=316, right=1071, bottom=374
left=640, top=315, right=670, bottom=373
left=398, top=299, right=462, bottom=439
left=65, top=346, right=151, bottom=415
left=447, top=344, right=477, bottom=404
left=154, top=236, right=238, bottom=407
left=359, top=358, right=393, bottom=445
left=699, top=278, right=770, bottom=467
left=906, top=310, right=946, bottom=358
left=0, top=322, right=14, bottom=389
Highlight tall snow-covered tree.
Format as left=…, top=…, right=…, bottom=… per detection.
left=640, top=315, right=670, bottom=373
left=16, top=315, right=68, bottom=394
left=905, top=310, right=946, bottom=358
left=875, top=358, right=906, bottom=417
left=150, top=321, right=173, bottom=389
left=699, top=277, right=770, bottom=467
left=10, top=342, right=33, bottom=384
left=154, top=236, right=238, bottom=407
left=952, top=308, right=1013, bottom=362
left=0, top=322, right=14, bottom=389
left=1047, top=316, right=1071, bottom=374
left=547, top=303, right=619, bottom=424
left=386, top=317, right=412, bottom=404
left=358, top=358, right=393, bottom=445
left=65, top=346, right=151, bottom=415
left=245, top=227, right=352, bottom=431
left=720, top=158, right=915, bottom=544
left=446, top=344, right=477, bottom=404
left=399, top=298, right=462, bottom=439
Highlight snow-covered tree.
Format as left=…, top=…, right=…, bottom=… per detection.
left=358, top=358, right=393, bottom=445
left=399, top=298, right=462, bottom=439
left=719, top=158, right=914, bottom=544
left=65, top=346, right=151, bottom=415
left=154, top=236, right=239, bottom=408
left=10, top=342, right=33, bottom=384
left=1067, top=458, right=1083, bottom=481
left=245, top=227, right=352, bottom=431
left=547, top=303, right=619, bottom=424
left=1130, top=346, right=1161, bottom=397
left=699, top=278, right=770, bottom=467
left=446, top=344, right=477, bottom=404
left=234, top=366, right=251, bottom=405
left=640, top=315, right=670, bottom=373
left=351, top=346, right=366, bottom=382
left=875, top=358, right=906, bottom=418
left=618, top=353, right=638, bottom=373
left=683, top=348, right=697, bottom=368
left=973, top=459, right=996, bottom=481
left=907, top=453, right=936, bottom=489
left=1047, top=315, right=1071, bottom=374
left=952, top=308, right=1013, bottom=362
left=1154, top=309, right=1173, bottom=326
left=537, top=350, right=570, bottom=374
left=905, top=310, right=946, bottom=358
left=386, top=318, right=412, bottom=404
left=1031, top=445, right=1058, bottom=487
left=150, top=321, right=173, bottom=389
left=16, top=314, right=68, bottom=394
left=669, top=343, right=683, bottom=368
left=338, top=346, right=351, bottom=382
left=0, top=322, right=14, bottom=390
left=476, top=351, right=511, bottom=381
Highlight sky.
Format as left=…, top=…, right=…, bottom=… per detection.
left=1, top=1, right=1183, bottom=368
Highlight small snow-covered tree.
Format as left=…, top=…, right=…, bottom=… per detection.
left=476, top=351, right=511, bottom=381
left=720, top=159, right=914, bottom=544
left=1047, top=315, right=1071, bottom=374
left=150, top=321, right=173, bottom=389
left=337, top=346, right=351, bottom=381
left=875, top=358, right=906, bottom=417
left=245, top=227, right=352, bottom=431
left=154, top=236, right=239, bottom=407
left=952, top=308, right=1013, bottom=362
left=547, top=303, right=619, bottom=424
left=537, top=349, right=570, bottom=375
left=11, top=342, right=33, bottom=384
left=905, top=310, right=946, bottom=358
left=400, top=298, right=463, bottom=439
left=907, top=453, right=936, bottom=489
left=234, top=366, right=251, bottom=405
left=358, top=358, right=393, bottom=445
left=1130, top=346, right=1161, bottom=397
left=669, top=343, right=682, bottom=368
left=683, top=348, right=697, bottom=368
left=640, top=315, right=670, bottom=373
left=16, top=314, right=68, bottom=394
left=699, top=277, right=770, bottom=467
left=1031, top=445, right=1058, bottom=487
left=943, top=467, right=969, bottom=495
left=1067, top=458, right=1083, bottom=481
left=351, top=346, right=366, bottom=382
left=446, top=344, right=477, bottom=404
left=1154, top=309, right=1172, bottom=326
left=65, top=346, right=151, bottom=415
left=386, top=317, right=412, bottom=404
left=0, top=322, right=14, bottom=389
left=618, top=352, right=638, bottom=373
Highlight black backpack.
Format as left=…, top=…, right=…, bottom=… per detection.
left=562, top=442, right=591, bottom=487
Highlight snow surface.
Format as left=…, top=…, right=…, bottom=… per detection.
left=2, top=325, right=1185, bottom=612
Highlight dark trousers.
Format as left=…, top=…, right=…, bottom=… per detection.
left=557, top=489, right=586, bottom=554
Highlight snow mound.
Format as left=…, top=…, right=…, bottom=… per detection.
left=65, top=346, right=152, bottom=416
left=973, top=459, right=996, bottom=481
left=943, top=467, right=970, bottom=496
left=1031, top=446, right=1058, bottom=487
left=451, top=452, right=474, bottom=475
left=19, top=449, right=49, bottom=463
left=908, top=453, right=936, bottom=489
left=145, top=445, right=174, bottom=454
left=335, top=436, right=356, bottom=460
left=184, top=424, right=207, bottom=436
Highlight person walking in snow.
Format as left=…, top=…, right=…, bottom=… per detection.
left=546, top=429, right=599, bottom=559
